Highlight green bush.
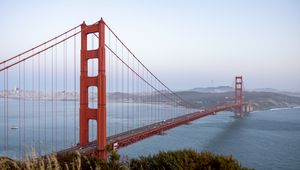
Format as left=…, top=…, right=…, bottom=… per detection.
left=130, top=149, right=251, bottom=170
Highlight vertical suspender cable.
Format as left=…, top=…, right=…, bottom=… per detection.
left=142, top=66, right=144, bottom=126
left=160, top=84, right=162, bottom=121
left=135, top=58, right=138, bottom=127
left=5, top=68, right=8, bottom=155
left=121, top=45, right=124, bottom=132
left=65, top=34, right=68, bottom=147
left=108, top=30, right=111, bottom=136
left=19, top=56, right=21, bottom=158
left=74, top=31, right=77, bottom=145
left=55, top=39, right=58, bottom=150
left=32, top=51, right=35, bottom=147
left=1, top=68, right=5, bottom=151
left=173, top=90, right=175, bottom=118
left=137, top=61, right=140, bottom=128
left=127, top=50, right=129, bottom=130
left=155, top=79, right=157, bottom=122
left=23, top=60, right=26, bottom=158
left=38, top=53, right=41, bottom=154
left=146, top=72, right=151, bottom=124
left=155, top=81, right=162, bottom=121
left=44, top=46, right=47, bottom=149
left=150, top=75, right=153, bottom=123
left=157, top=80, right=159, bottom=122
left=132, top=57, right=135, bottom=127
left=51, top=47, right=54, bottom=151
left=115, top=38, right=118, bottom=134
left=111, top=39, right=114, bottom=135
left=3, top=64, right=6, bottom=155
left=113, top=39, right=116, bottom=134
left=63, top=38, right=66, bottom=148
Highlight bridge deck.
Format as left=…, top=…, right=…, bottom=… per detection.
left=58, top=102, right=242, bottom=155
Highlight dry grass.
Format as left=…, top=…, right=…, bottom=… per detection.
left=0, top=150, right=125, bottom=170
left=0, top=149, right=251, bottom=170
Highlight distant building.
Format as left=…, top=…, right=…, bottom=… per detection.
left=13, top=86, right=20, bottom=94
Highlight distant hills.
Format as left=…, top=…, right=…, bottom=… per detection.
left=190, top=86, right=300, bottom=97
left=175, top=90, right=300, bottom=111
left=179, top=86, right=300, bottom=110
left=190, top=86, right=233, bottom=93
left=4, top=86, right=298, bottom=111
left=106, top=87, right=300, bottom=111
left=247, top=88, right=300, bottom=98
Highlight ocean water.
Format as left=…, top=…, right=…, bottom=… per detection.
left=1, top=98, right=300, bottom=170
left=0, top=99, right=195, bottom=158
left=119, top=108, right=300, bottom=170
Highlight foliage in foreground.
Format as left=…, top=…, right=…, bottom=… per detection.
left=0, top=149, right=252, bottom=170
left=130, top=149, right=251, bottom=170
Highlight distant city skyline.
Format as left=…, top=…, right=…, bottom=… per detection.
left=0, top=0, right=299, bottom=92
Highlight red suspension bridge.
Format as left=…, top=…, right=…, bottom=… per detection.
left=0, top=18, right=251, bottom=160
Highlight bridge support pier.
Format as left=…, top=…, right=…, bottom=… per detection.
left=80, top=18, right=107, bottom=159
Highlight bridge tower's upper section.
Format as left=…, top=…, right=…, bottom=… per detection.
left=80, top=18, right=106, bottom=159
left=234, top=76, right=244, bottom=117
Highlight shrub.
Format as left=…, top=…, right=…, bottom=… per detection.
left=130, top=149, right=251, bottom=170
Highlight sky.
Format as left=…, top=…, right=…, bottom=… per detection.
left=0, top=0, right=300, bottom=92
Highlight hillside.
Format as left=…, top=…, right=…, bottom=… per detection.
left=175, top=91, right=300, bottom=110
left=190, top=86, right=233, bottom=93
left=107, top=90, right=300, bottom=111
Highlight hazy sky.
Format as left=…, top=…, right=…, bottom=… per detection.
left=1, top=0, right=300, bottom=91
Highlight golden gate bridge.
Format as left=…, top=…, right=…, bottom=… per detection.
left=0, top=18, right=251, bottom=159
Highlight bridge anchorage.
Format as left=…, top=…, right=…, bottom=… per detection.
left=0, top=18, right=252, bottom=160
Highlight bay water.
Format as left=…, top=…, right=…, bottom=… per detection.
left=119, top=108, right=300, bottom=170
left=1, top=98, right=299, bottom=170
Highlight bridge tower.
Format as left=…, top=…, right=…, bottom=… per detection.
left=234, top=76, right=244, bottom=117
left=80, top=18, right=107, bottom=159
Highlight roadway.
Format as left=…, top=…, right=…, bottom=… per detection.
left=58, top=102, right=243, bottom=155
